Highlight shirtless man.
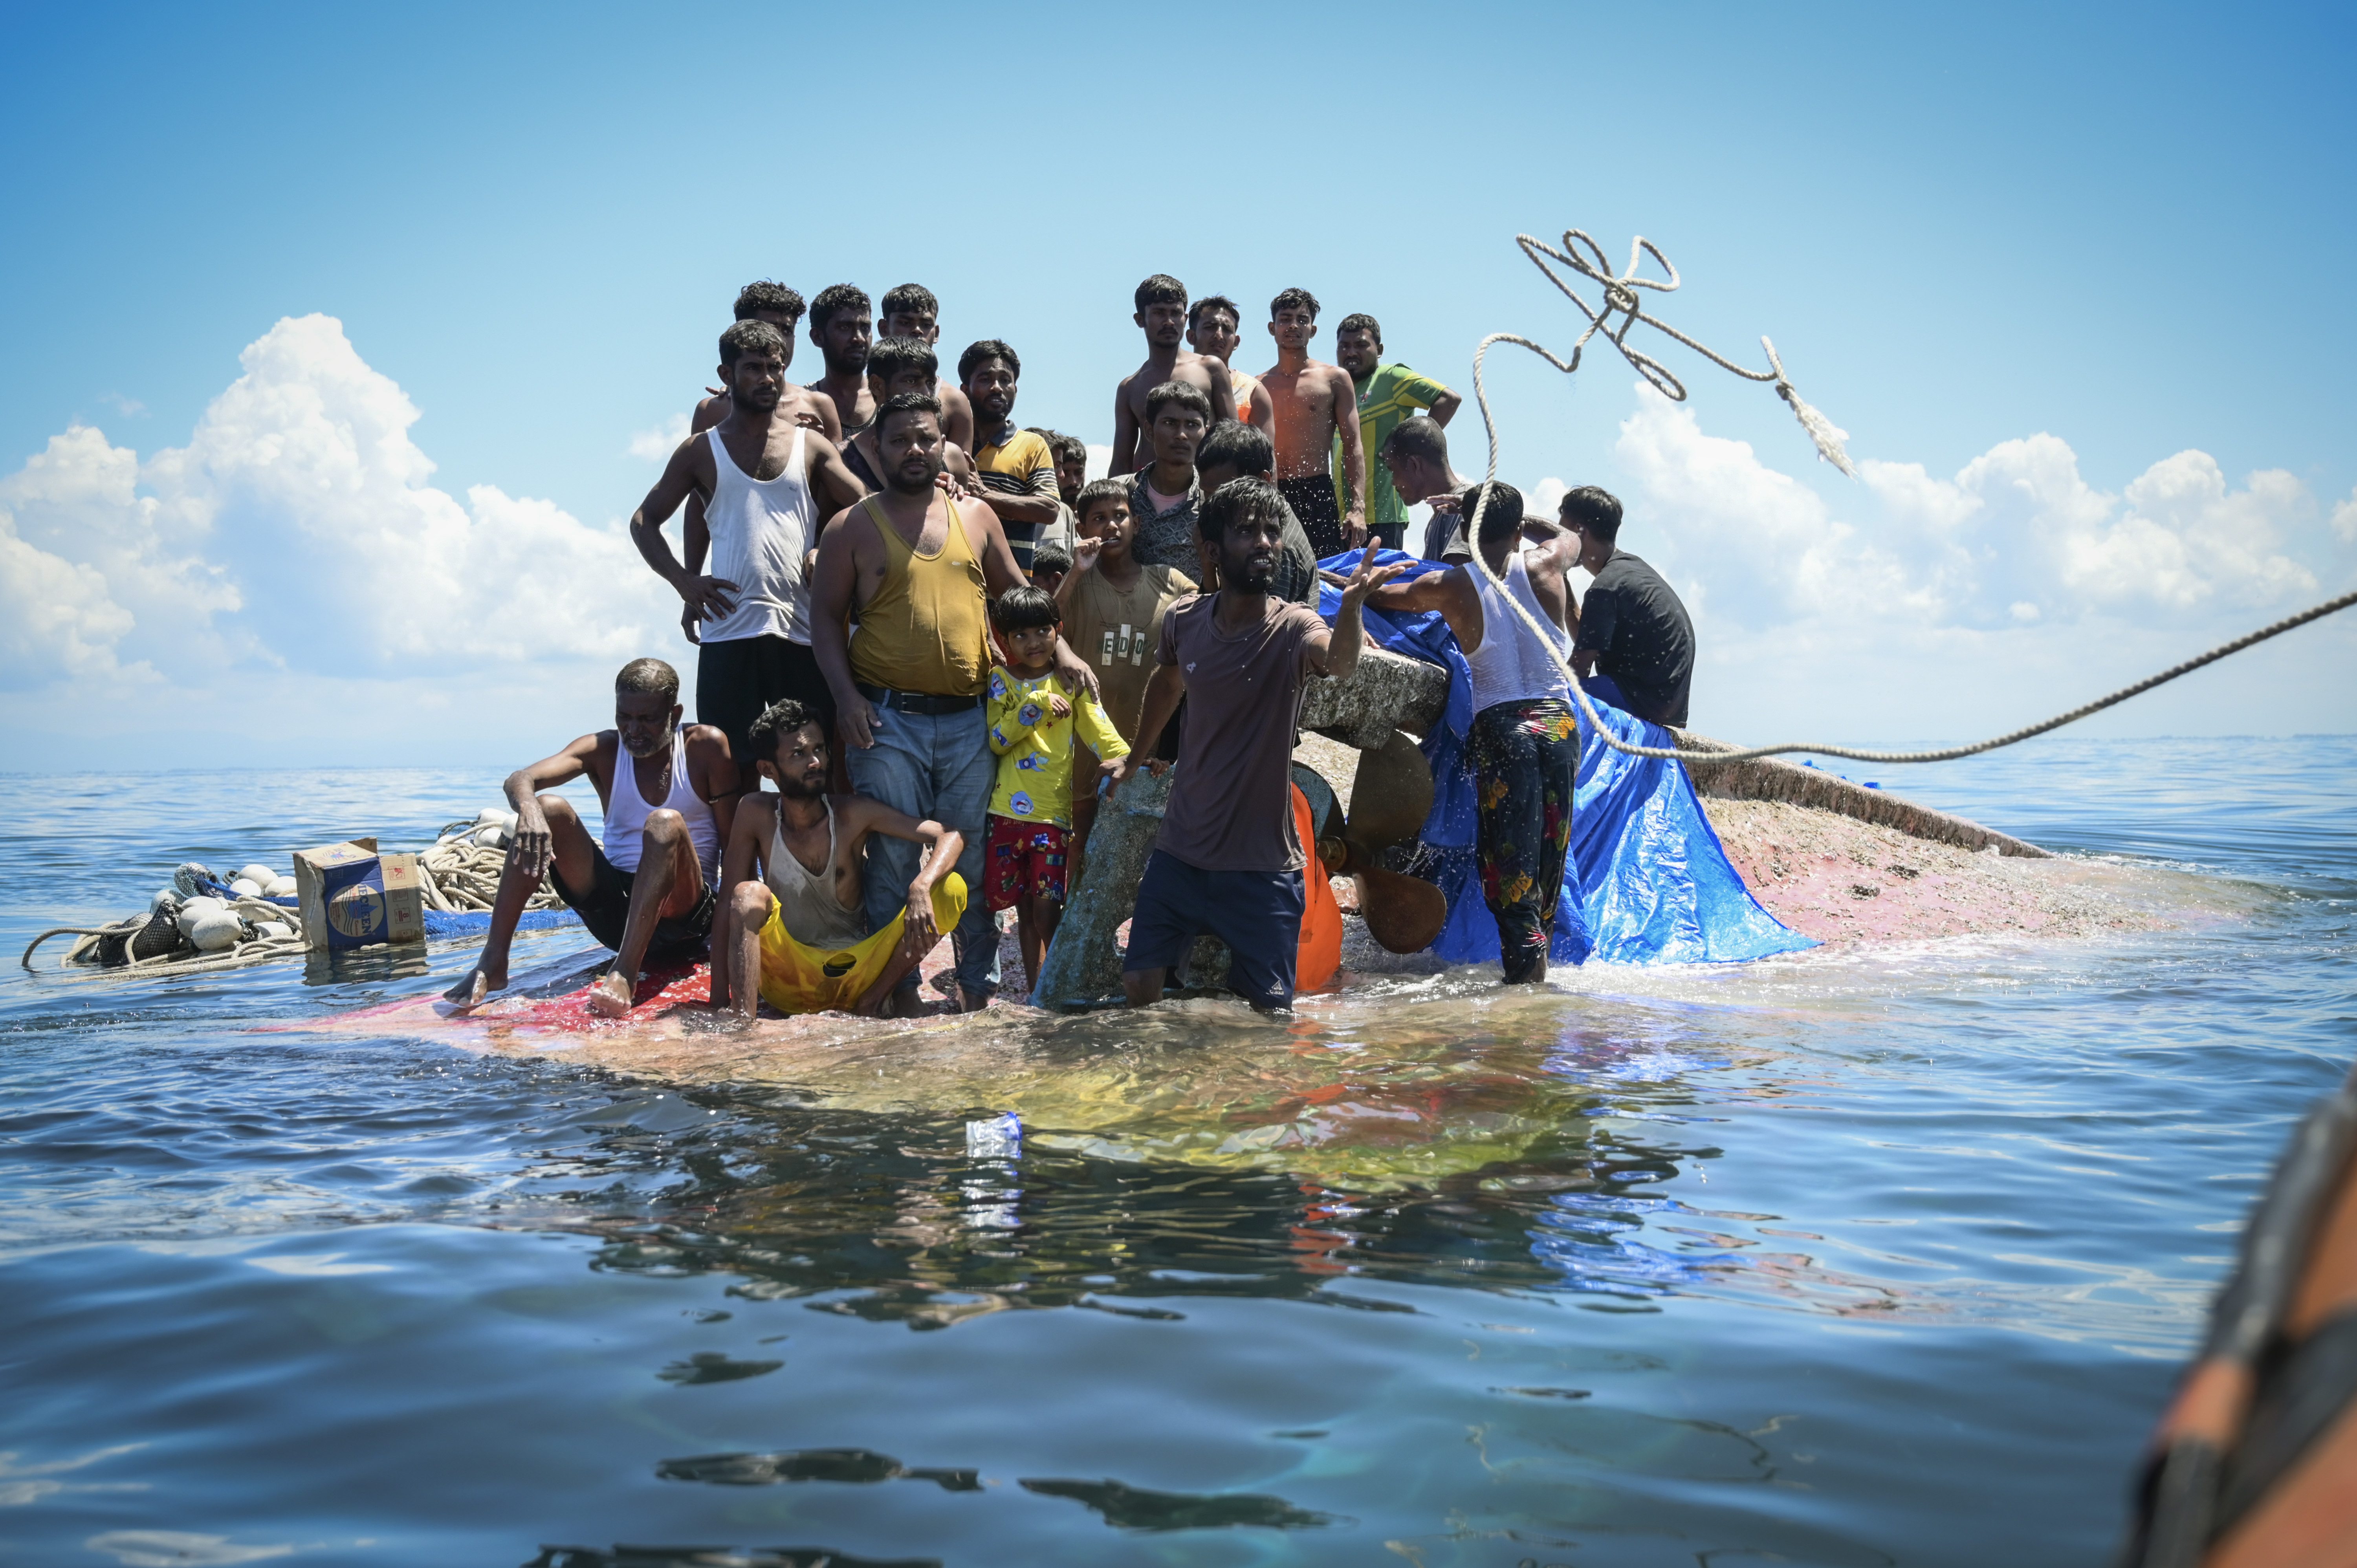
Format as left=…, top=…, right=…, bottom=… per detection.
left=878, top=283, right=976, bottom=451
left=1258, top=288, right=1367, bottom=558
left=806, top=284, right=876, bottom=439
left=691, top=282, right=842, bottom=441
left=1185, top=294, right=1276, bottom=436
left=710, top=698, right=967, bottom=1022
left=441, top=658, right=738, bottom=1017
left=629, top=320, right=870, bottom=780
left=1111, top=275, right=1238, bottom=476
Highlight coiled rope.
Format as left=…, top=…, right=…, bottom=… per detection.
left=1455, top=229, right=2357, bottom=766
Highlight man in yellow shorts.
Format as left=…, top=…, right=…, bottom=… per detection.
left=709, top=697, right=967, bottom=1021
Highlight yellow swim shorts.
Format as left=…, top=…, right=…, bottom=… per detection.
left=755, top=873, right=968, bottom=1016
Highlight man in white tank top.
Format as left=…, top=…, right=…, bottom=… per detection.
left=440, top=659, right=740, bottom=1017
left=1356, top=482, right=1585, bottom=984
left=627, top=319, right=869, bottom=790
left=708, top=697, right=969, bottom=1021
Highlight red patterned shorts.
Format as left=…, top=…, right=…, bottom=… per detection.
left=986, top=814, right=1071, bottom=912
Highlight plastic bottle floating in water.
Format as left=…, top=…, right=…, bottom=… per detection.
left=965, top=1112, right=1021, bottom=1161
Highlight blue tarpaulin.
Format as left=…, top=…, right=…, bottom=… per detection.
left=1318, top=549, right=1812, bottom=968
left=422, top=908, right=575, bottom=939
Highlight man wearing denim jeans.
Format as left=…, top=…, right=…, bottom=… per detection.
left=808, top=391, right=1098, bottom=1013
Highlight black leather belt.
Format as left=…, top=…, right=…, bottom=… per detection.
left=856, top=682, right=983, bottom=716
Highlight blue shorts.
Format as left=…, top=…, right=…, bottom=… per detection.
left=1123, top=850, right=1305, bottom=1009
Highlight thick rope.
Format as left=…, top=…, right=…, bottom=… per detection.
left=1457, top=255, right=2357, bottom=765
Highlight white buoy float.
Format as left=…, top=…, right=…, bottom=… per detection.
left=176, top=896, right=226, bottom=940
left=230, top=878, right=262, bottom=898
left=187, top=910, right=244, bottom=952
left=264, top=876, right=297, bottom=899
left=236, top=863, right=278, bottom=889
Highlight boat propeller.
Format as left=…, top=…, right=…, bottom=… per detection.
left=1301, top=730, right=1449, bottom=954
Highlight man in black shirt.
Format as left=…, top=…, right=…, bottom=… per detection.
left=1563, top=486, right=1694, bottom=728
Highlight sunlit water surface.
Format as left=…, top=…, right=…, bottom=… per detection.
left=2, top=737, right=2351, bottom=1567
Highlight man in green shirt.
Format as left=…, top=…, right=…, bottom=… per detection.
left=1333, top=313, right=1462, bottom=551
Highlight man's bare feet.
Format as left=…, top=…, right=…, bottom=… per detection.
left=957, top=987, right=992, bottom=1014
left=440, top=965, right=500, bottom=1011
left=585, top=968, right=635, bottom=1018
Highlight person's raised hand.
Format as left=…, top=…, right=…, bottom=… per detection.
left=1071, top=536, right=1104, bottom=575
left=1340, top=544, right=1406, bottom=608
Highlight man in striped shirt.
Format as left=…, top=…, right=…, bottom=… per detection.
left=959, top=339, right=1062, bottom=572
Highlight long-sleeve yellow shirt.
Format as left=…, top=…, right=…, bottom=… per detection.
left=986, top=665, right=1130, bottom=829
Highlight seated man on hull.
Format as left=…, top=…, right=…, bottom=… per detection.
left=1359, top=483, right=1582, bottom=984
left=1562, top=485, right=1695, bottom=729
left=443, top=659, right=739, bottom=1017
left=710, top=698, right=968, bottom=1021
left=1110, top=479, right=1396, bottom=1011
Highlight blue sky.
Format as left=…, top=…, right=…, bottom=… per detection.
left=2, top=0, right=2351, bottom=768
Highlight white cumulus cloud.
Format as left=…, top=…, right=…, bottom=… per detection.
left=628, top=411, right=690, bottom=461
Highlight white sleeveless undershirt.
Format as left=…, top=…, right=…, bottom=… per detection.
left=602, top=729, right=721, bottom=879
left=1464, top=551, right=1573, bottom=717
left=763, top=800, right=867, bottom=948
left=702, top=425, right=815, bottom=644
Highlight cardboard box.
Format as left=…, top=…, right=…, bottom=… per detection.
left=294, top=837, right=426, bottom=950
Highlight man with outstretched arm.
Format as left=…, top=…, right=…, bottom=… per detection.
left=628, top=320, right=869, bottom=786
left=1356, top=482, right=1582, bottom=983
left=1258, top=288, right=1367, bottom=557
left=1107, top=478, right=1400, bottom=1011
left=1112, top=275, right=1238, bottom=475
left=807, top=392, right=1100, bottom=1013
left=709, top=698, right=967, bottom=1021
left=441, top=659, right=739, bottom=1017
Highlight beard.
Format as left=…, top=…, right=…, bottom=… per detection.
left=1227, top=554, right=1277, bottom=591
left=619, top=727, right=670, bottom=758
left=885, top=457, right=943, bottom=496
left=776, top=768, right=827, bottom=800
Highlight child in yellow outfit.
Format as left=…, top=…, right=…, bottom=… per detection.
left=985, top=584, right=1130, bottom=992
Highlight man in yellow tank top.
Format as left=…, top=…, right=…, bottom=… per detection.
left=808, top=391, right=1098, bottom=1012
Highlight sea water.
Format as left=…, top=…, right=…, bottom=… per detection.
left=1, top=737, right=2350, bottom=1567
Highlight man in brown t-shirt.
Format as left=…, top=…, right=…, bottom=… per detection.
left=1109, top=478, right=1400, bottom=1009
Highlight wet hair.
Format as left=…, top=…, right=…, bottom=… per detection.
left=718, top=319, right=790, bottom=368
left=1144, top=380, right=1212, bottom=425
left=1135, top=273, right=1188, bottom=310
left=880, top=282, right=939, bottom=321
left=989, top=583, right=1061, bottom=634
left=1196, top=418, right=1274, bottom=480
left=1461, top=481, right=1525, bottom=546
left=1270, top=287, right=1321, bottom=319
left=865, top=335, right=938, bottom=385
left=809, top=283, right=871, bottom=332
left=1199, top=474, right=1287, bottom=546
left=957, top=338, right=1020, bottom=383
left=748, top=697, right=823, bottom=763
left=615, top=658, right=680, bottom=704
left=1030, top=541, right=1072, bottom=578
left=1336, top=312, right=1381, bottom=343
left=1384, top=414, right=1450, bottom=466
left=1074, top=478, right=1130, bottom=522
left=1560, top=484, right=1624, bottom=543
left=875, top=391, right=943, bottom=437
left=1188, top=294, right=1241, bottom=330
left=733, top=280, right=806, bottom=324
